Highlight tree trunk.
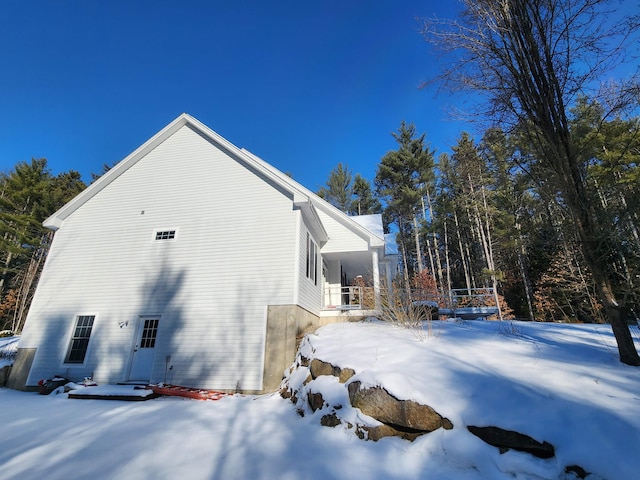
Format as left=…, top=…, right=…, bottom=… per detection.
left=454, top=210, right=472, bottom=293
left=401, top=240, right=412, bottom=300
left=426, top=192, right=446, bottom=290
left=426, top=238, right=437, bottom=280
left=606, top=303, right=640, bottom=366
left=443, top=219, right=452, bottom=294
left=413, top=215, right=424, bottom=273
left=588, top=260, right=640, bottom=365
left=515, top=222, right=535, bottom=321
left=575, top=198, right=640, bottom=365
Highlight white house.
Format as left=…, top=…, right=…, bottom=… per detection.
left=9, top=114, right=396, bottom=393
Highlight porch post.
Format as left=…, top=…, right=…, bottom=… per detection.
left=372, top=250, right=381, bottom=310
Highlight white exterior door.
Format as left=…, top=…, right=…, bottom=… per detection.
left=128, top=317, right=159, bottom=382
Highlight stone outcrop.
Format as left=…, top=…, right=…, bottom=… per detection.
left=348, top=381, right=453, bottom=434
left=564, top=465, right=590, bottom=479
left=467, top=425, right=555, bottom=459
left=360, top=423, right=426, bottom=442
left=309, top=359, right=355, bottom=383
left=282, top=338, right=558, bottom=457
left=282, top=352, right=454, bottom=442
left=320, top=412, right=341, bottom=427
left=307, top=391, right=325, bottom=412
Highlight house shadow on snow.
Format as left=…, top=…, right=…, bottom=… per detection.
left=131, top=259, right=280, bottom=393
left=10, top=259, right=260, bottom=391
left=6, top=261, right=311, bottom=479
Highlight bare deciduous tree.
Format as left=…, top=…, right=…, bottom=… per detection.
left=423, top=0, right=640, bottom=365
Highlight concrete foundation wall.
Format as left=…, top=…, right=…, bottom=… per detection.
left=7, top=348, right=37, bottom=391
left=262, top=305, right=321, bottom=392
left=0, top=365, right=11, bottom=387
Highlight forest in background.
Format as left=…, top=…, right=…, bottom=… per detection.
left=1, top=0, right=638, bottom=368
left=0, top=159, right=85, bottom=333
left=317, top=97, right=640, bottom=324
left=1, top=100, right=638, bottom=333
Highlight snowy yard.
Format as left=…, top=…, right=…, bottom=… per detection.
left=1, top=320, right=639, bottom=480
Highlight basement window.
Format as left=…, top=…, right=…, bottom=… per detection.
left=155, top=230, right=176, bottom=241
left=64, top=315, right=95, bottom=364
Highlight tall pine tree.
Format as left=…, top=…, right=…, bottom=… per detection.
left=375, top=121, right=435, bottom=277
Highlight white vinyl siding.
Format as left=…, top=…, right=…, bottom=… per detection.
left=20, top=125, right=298, bottom=390
left=316, top=208, right=371, bottom=254
left=297, top=223, right=322, bottom=314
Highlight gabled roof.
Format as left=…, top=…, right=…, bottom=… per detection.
left=240, top=149, right=385, bottom=249
left=44, top=114, right=384, bottom=250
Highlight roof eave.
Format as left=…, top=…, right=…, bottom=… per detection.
left=295, top=200, right=329, bottom=245
left=44, top=113, right=193, bottom=228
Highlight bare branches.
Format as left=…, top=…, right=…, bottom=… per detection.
left=422, top=0, right=640, bottom=364
left=421, top=0, right=639, bottom=129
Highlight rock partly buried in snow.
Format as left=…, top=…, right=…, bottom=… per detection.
left=348, top=381, right=454, bottom=435
left=320, top=412, right=341, bottom=427
left=283, top=342, right=453, bottom=441
left=307, top=391, right=325, bottom=412
left=564, top=465, right=590, bottom=479
left=467, top=425, right=555, bottom=459
left=361, top=423, right=427, bottom=442
left=309, top=358, right=355, bottom=383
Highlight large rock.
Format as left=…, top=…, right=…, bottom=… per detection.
left=467, top=425, right=555, bottom=459
left=309, top=359, right=355, bottom=383
left=307, top=391, right=325, bottom=412
left=348, top=381, right=453, bottom=433
left=320, top=412, right=341, bottom=427
left=361, top=423, right=426, bottom=442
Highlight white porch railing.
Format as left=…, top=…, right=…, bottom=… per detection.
left=322, top=285, right=501, bottom=319
left=393, top=287, right=501, bottom=319
left=323, top=286, right=364, bottom=310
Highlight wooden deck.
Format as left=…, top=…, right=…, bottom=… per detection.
left=68, top=385, right=159, bottom=401
left=68, top=384, right=230, bottom=401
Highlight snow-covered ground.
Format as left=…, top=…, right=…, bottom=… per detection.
left=0, top=335, right=18, bottom=368
left=1, top=320, right=639, bottom=480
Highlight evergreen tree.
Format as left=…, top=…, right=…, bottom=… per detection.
left=317, top=163, right=353, bottom=212
left=317, top=165, right=381, bottom=217
left=351, top=174, right=382, bottom=216
left=375, top=121, right=435, bottom=277
left=424, top=0, right=640, bottom=365
left=0, top=159, right=51, bottom=297
left=0, top=159, right=86, bottom=331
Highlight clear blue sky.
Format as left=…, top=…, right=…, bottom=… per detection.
left=0, top=0, right=471, bottom=189
left=0, top=1, right=504, bottom=190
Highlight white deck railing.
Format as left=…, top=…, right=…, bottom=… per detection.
left=322, top=285, right=501, bottom=319
left=323, top=286, right=364, bottom=310
left=379, top=287, right=501, bottom=319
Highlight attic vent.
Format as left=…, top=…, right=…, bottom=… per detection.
left=155, top=230, right=176, bottom=241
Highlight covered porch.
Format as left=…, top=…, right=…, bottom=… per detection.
left=321, top=249, right=387, bottom=314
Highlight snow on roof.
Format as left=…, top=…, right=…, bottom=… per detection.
left=349, top=214, right=384, bottom=239
left=384, top=232, right=399, bottom=256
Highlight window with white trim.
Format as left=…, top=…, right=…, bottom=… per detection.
left=306, top=232, right=318, bottom=285
left=64, top=315, right=95, bottom=364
